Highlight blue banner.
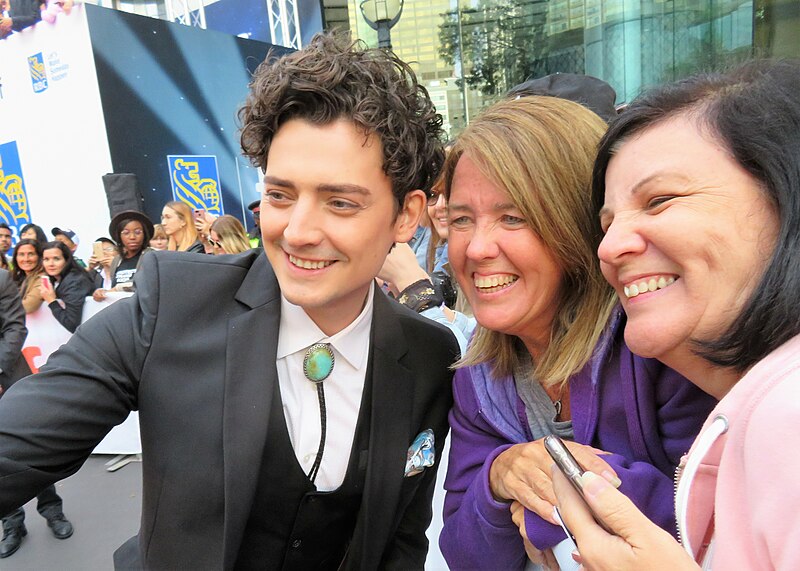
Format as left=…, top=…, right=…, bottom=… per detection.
left=0, top=141, right=34, bottom=243
left=167, top=155, right=224, bottom=216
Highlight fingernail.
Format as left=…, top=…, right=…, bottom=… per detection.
left=602, top=469, right=622, bottom=488
left=580, top=471, right=610, bottom=498
left=571, top=549, right=582, bottom=564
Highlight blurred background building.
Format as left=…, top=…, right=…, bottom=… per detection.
left=81, top=0, right=799, bottom=136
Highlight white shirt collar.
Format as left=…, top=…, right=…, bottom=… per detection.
left=276, top=285, right=374, bottom=370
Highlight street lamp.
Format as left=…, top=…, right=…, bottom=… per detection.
left=359, top=0, right=404, bottom=49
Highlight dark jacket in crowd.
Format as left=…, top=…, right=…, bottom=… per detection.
left=47, top=269, right=94, bottom=333
left=9, top=0, right=41, bottom=31
left=0, top=270, right=30, bottom=392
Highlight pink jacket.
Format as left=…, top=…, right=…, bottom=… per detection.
left=677, top=334, right=800, bottom=569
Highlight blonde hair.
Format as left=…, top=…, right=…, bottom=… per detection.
left=164, top=201, right=199, bottom=252
left=443, top=96, right=616, bottom=388
left=210, top=215, right=251, bottom=255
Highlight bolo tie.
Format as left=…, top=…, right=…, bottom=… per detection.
left=302, top=342, right=335, bottom=484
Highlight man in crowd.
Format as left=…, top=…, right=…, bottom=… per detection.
left=247, top=199, right=262, bottom=248
left=0, top=224, right=12, bottom=264
left=0, top=33, right=457, bottom=569
left=51, top=226, right=86, bottom=267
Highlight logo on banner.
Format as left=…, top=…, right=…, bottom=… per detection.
left=167, top=155, right=224, bottom=215
left=47, top=51, right=70, bottom=82
left=0, top=141, right=34, bottom=242
left=28, top=53, right=48, bottom=93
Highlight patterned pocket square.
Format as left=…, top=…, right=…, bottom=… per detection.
left=404, top=429, right=435, bottom=477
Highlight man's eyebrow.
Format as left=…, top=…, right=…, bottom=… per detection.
left=263, top=177, right=371, bottom=196
left=317, top=183, right=371, bottom=195
left=263, top=176, right=296, bottom=189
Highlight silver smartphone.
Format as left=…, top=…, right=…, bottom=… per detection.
left=544, top=434, right=615, bottom=535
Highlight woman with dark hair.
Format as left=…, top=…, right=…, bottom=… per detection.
left=18, top=223, right=47, bottom=246
left=93, top=211, right=154, bottom=301
left=438, top=96, right=715, bottom=570
left=552, top=60, right=800, bottom=570
left=11, top=239, right=45, bottom=313
left=40, top=241, right=94, bottom=333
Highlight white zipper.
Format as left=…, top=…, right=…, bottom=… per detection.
left=674, top=414, right=728, bottom=560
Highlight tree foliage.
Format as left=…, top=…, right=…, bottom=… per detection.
left=438, top=0, right=550, bottom=96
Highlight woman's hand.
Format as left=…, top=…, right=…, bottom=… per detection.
left=510, top=501, right=558, bottom=570
left=552, top=468, right=699, bottom=571
left=40, top=277, right=56, bottom=304
left=378, top=242, right=429, bottom=295
left=489, top=439, right=618, bottom=524
left=93, top=288, right=107, bottom=301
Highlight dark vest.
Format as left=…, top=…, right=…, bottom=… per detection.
left=234, top=368, right=373, bottom=570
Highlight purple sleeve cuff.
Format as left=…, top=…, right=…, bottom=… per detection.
left=475, top=443, right=518, bottom=528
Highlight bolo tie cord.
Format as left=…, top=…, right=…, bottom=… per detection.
left=307, top=382, right=326, bottom=484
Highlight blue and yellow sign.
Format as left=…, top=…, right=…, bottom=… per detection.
left=0, top=142, right=33, bottom=243
left=167, top=155, right=224, bottom=216
left=28, top=52, right=48, bottom=94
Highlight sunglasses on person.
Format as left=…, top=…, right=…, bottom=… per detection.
left=208, top=237, right=224, bottom=249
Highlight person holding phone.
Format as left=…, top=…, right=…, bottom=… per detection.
left=40, top=241, right=94, bottom=333
left=552, top=60, right=800, bottom=571
left=438, top=95, right=716, bottom=570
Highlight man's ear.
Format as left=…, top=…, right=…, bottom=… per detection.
left=393, top=190, right=426, bottom=243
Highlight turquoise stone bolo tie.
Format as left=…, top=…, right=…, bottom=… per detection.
left=302, top=343, right=335, bottom=483
left=303, top=343, right=335, bottom=383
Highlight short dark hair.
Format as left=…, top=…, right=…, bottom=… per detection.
left=19, top=223, right=47, bottom=245
left=238, top=33, right=445, bottom=207
left=0, top=223, right=11, bottom=233
left=42, top=240, right=84, bottom=281
left=592, top=59, right=800, bottom=372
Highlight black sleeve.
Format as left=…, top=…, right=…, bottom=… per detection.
left=48, top=272, right=94, bottom=333
left=0, top=271, right=27, bottom=375
left=0, top=255, right=160, bottom=514
left=9, top=0, right=41, bottom=31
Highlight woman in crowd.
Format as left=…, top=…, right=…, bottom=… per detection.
left=93, top=210, right=153, bottom=301
left=19, top=223, right=47, bottom=246
left=149, top=224, right=168, bottom=251
left=161, top=201, right=203, bottom=253
left=11, top=238, right=45, bottom=313
left=552, top=61, right=800, bottom=570
left=438, top=96, right=716, bottom=570
left=88, top=237, right=118, bottom=290
left=40, top=241, right=94, bottom=333
left=208, top=215, right=251, bottom=255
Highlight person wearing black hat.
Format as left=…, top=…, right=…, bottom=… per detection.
left=247, top=199, right=262, bottom=248
left=506, top=72, right=619, bottom=123
left=93, top=211, right=154, bottom=301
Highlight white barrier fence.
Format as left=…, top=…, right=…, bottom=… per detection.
left=22, top=292, right=142, bottom=457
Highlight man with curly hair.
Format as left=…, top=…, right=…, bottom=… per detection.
left=0, top=33, right=458, bottom=569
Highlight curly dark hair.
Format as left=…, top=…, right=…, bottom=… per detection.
left=238, top=32, right=445, bottom=207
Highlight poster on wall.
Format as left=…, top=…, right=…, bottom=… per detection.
left=167, top=154, right=224, bottom=216
left=0, top=141, right=34, bottom=243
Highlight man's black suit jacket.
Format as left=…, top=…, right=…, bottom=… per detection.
left=0, top=250, right=458, bottom=569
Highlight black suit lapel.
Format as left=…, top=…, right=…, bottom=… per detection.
left=350, top=287, right=415, bottom=570
left=221, top=254, right=281, bottom=569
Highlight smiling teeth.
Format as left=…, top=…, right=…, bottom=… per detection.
left=474, top=275, right=518, bottom=291
left=624, top=276, right=676, bottom=298
left=289, top=255, right=333, bottom=270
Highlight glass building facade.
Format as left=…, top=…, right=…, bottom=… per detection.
left=349, top=0, right=799, bottom=135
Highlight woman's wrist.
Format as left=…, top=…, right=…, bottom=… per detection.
left=396, top=278, right=443, bottom=313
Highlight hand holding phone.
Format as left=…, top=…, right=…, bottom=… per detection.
left=93, top=241, right=104, bottom=260
left=544, top=435, right=615, bottom=535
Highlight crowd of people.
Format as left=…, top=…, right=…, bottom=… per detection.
left=0, top=31, right=798, bottom=571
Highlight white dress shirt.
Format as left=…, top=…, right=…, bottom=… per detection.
left=276, top=287, right=374, bottom=491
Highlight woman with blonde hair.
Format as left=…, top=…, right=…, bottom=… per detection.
left=439, top=96, right=715, bottom=569
left=208, top=215, right=251, bottom=255
left=160, top=201, right=204, bottom=253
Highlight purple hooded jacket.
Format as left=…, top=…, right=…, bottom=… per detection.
left=439, top=308, right=716, bottom=569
